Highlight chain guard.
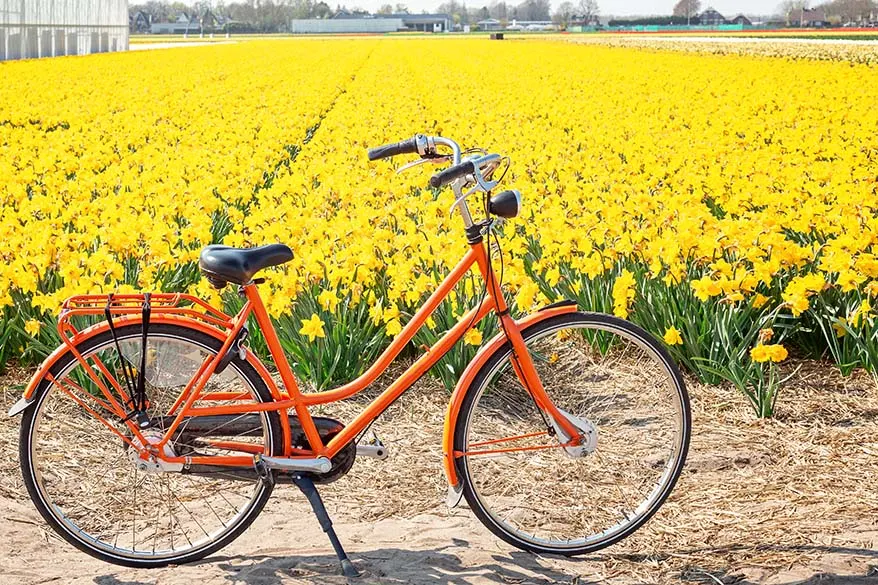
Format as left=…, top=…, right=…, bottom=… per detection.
left=148, top=413, right=357, bottom=483
left=292, top=423, right=356, bottom=484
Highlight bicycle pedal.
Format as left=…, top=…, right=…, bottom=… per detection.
left=356, top=433, right=388, bottom=460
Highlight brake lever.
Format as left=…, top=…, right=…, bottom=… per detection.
left=447, top=154, right=502, bottom=218
left=470, top=154, right=501, bottom=192
left=396, top=155, right=451, bottom=174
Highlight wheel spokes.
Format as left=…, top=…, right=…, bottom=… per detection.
left=462, top=319, right=687, bottom=550
left=27, top=331, right=272, bottom=561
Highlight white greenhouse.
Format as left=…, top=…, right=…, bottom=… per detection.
left=1, top=0, right=128, bottom=61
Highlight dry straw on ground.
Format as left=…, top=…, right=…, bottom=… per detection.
left=1, top=360, right=877, bottom=583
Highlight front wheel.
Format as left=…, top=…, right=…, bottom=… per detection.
left=454, top=311, right=690, bottom=556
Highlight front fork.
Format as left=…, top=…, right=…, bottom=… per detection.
left=443, top=303, right=586, bottom=506
left=471, top=238, right=582, bottom=444
left=497, top=312, right=584, bottom=444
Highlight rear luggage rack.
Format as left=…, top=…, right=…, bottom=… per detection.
left=58, top=292, right=234, bottom=339
left=52, top=293, right=238, bottom=427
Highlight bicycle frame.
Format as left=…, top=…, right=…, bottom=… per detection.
left=17, top=239, right=582, bottom=483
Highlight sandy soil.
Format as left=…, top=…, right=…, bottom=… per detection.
left=2, top=362, right=878, bottom=584
left=0, top=493, right=613, bottom=585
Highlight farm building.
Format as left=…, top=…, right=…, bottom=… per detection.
left=290, top=17, right=404, bottom=34
left=0, top=0, right=128, bottom=61
left=699, top=8, right=727, bottom=26
left=799, top=7, right=830, bottom=27
left=397, top=14, right=452, bottom=33
left=290, top=12, right=451, bottom=34
left=476, top=18, right=502, bottom=31
left=149, top=11, right=231, bottom=35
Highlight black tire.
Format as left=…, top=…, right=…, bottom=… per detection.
left=20, top=323, right=283, bottom=568
left=453, top=311, right=690, bottom=556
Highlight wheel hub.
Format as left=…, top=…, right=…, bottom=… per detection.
left=551, top=409, right=598, bottom=458
left=127, top=429, right=183, bottom=473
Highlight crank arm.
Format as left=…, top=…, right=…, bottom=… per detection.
left=357, top=432, right=388, bottom=460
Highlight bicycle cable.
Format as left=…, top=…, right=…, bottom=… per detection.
left=454, top=189, right=492, bottom=348
left=104, top=294, right=140, bottom=419
left=494, top=156, right=511, bottom=184
left=485, top=204, right=554, bottom=435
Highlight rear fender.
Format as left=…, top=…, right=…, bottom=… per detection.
left=12, top=315, right=282, bottom=413
left=441, top=301, right=578, bottom=489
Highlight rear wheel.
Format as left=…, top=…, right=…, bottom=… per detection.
left=20, top=323, right=283, bottom=567
left=454, top=312, right=690, bottom=555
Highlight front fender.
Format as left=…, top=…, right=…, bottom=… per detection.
left=441, top=301, right=578, bottom=489
left=13, top=315, right=283, bottom=413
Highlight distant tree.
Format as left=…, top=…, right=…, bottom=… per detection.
left=489, top=0, right=508, bottom=19
left=394, top=3, right=409, bottom=12
left=438, top=0, right=469, bottom=23
left=826, top=0, right=875, bottom=23
left=553, top=0, right=575, bottom=25
left=168, top=1, right=191, bottom=21
left=437, top=0, right=456, bottom=16
left=672, top=0, right=701, bottom=17
left=191, top=0, right=210, bottom=17
left=313, top=1, right=333, bottom=18
left=536, top=0, right=551, bottom=19
left=577, top=0, right=598, bottom=20
left=800, top=0, right=875, bottom=24
left=377, top=3, right=393, bottom=13
left=515, top=0, right=550, bottom=20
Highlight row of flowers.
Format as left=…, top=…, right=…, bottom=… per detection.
left=3, top=38, right=877, bottom=417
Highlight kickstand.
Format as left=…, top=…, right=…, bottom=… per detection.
left=291, top=474, right=360, bottom=578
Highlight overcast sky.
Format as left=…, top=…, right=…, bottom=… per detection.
left=364, top=1, right=778, bottom=17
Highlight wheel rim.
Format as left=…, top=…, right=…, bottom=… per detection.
left=461, top=318, right=687, bottom=550
left=26, top=331, right=274, bottom=562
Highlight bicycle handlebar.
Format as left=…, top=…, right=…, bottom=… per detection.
left=429, top=160, right=476, bottom=189
left=367, top=137, right=421, bottom=161
left=367, top=134, right=485, bottom=191
left=366, top=135, right=509, bottom=229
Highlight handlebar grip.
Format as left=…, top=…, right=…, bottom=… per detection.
left=367, top=137, right=419, bottom=161
left=429, top=160, right=476, bottom=189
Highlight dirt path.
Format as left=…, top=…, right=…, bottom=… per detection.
left=3, top=492, right=877, bottom=585
left=2, top=364, right=878, bottom=584
left=1, top=493, right=606, bottom=585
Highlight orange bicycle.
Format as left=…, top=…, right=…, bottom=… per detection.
left=11, top=134, right=690, bottom=575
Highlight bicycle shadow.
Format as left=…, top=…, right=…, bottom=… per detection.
left=202, top=542, right=592, bottom=584
left=93, top=578, right=157, bottom=585
left=84, top=542, right=878, bottom=585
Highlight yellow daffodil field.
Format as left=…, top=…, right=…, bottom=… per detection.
left=2, top=37, right=877, bottom=416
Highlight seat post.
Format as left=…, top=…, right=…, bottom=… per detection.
left=242, top=283, right=326, bottom=452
